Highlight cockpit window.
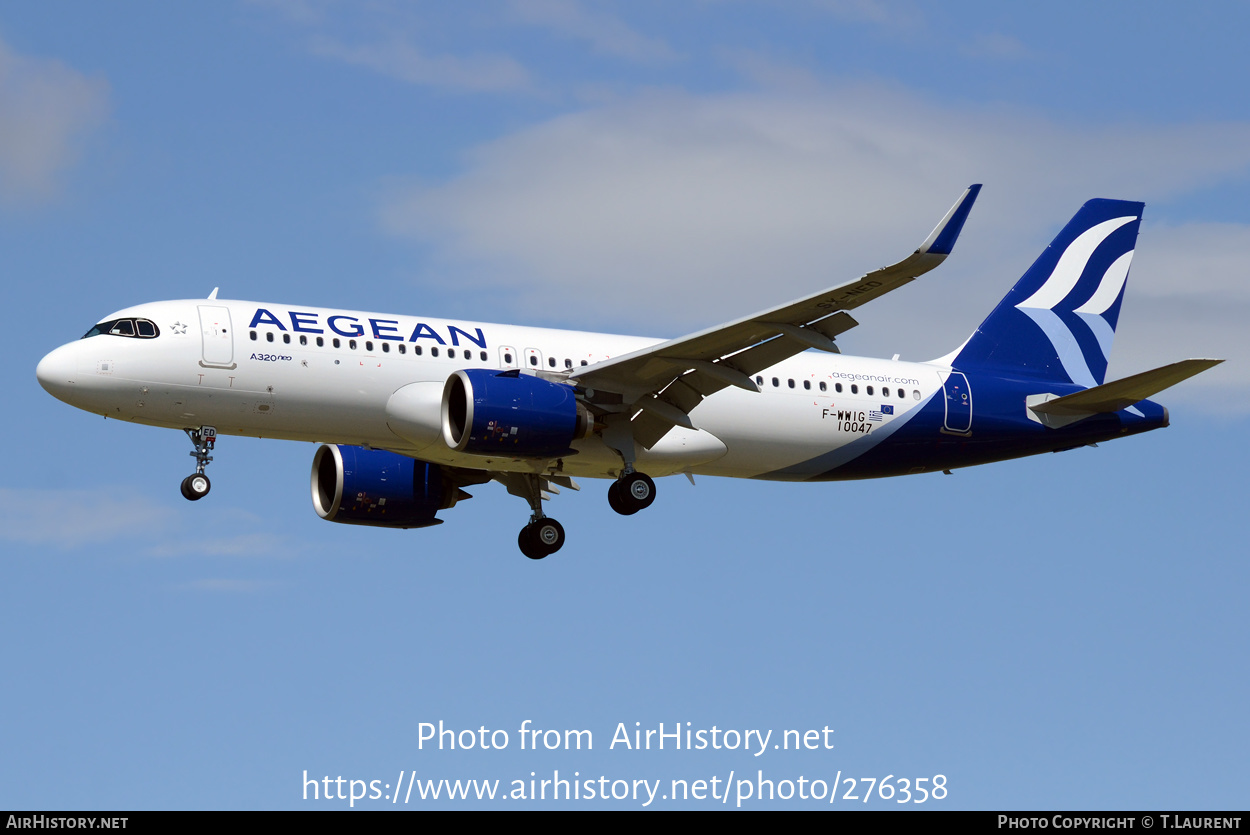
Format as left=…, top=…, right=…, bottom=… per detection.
left=82, top=318, right=161, bottom=339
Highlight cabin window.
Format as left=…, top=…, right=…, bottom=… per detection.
left=398, top=344, right=406, bottom=355
left=819, top=382, right=827, bottom=392
left=772, top=377, right=779, bottom=387
left=866, top=385, right=873, bottom=396
left=415, top=346, right=423, bottom=356
left=266, top=332, right=274, bottom=343
left=432, top=347, right=439, bottom=357
left=581, top=360, right=589, bottom=366
left=504, top=352, right=513, bottom=364
left=851, top=384, right=858, bottom=394
left=529, top=355, right=538, bottom=366
left=316, top=336, right=324, bottom=347
left=787, top=379, right=795, bottom=389
left=282, top=333, right=291, bottom=344
left=382, top=342, right=390, bottom=353
left=349, top=339, right=357, bottom=350
left=803, top=380, right=811, bottom=390
left=835, top=383, right=843, bottom=393
left=913, top=389, right=921, bottom=400
left=332, top=338, right=341, bottom=348
left=299, top=335, right=307, bottom=346
left=249, top=331, right=258, bottom=341
left=480, top=351, right=488, bottom=361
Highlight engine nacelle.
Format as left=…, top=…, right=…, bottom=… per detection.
left=311, top=444, right=449, bottom=529
left=442, top=369, right=591, bottom=458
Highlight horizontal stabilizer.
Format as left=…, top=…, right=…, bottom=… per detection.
left=1029, top=359, right=1223, bottom=419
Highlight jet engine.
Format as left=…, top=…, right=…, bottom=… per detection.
left=441, top=369, right=592, bottom=458
left=311, top=444, right=457, bottom=528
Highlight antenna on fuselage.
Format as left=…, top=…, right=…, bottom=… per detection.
left=207, top=287, right=219, bottom=300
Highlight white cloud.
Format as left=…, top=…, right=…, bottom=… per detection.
left=0, top=36, right=109, bottom=206
left=252, top=0, right=534, bottom=94
left=960, top=32, right=1035, bottom=61
left=309, top=35, right=531, bottom=93
left=380, top=82, right=1250, bottom=408
left=1104, top=222, right=1250, bottom=410
left=812, top=0, right=924, bottom=28
left=146, top=533, right=293, bottom=559
left=0, top=487, right=304, bottom=556
left=1132, top=222, right=1250, bottom=303
left=508, top=0, right=679, bottom=65
left=0, top=488, right=173, bottom=549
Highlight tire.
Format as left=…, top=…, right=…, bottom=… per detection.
left=607, top=480, right=636, bottom=516
left=532, top=518, right=565, bottom=555
left=518, top=526, right=545, bottom=559
left=181, top=473, right=210, bottom=501
left=621, top=472, right=655, bottom=512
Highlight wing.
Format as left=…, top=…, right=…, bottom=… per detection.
left=571, top=184, right=982, bottom=448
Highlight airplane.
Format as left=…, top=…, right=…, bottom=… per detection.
left=36, top=185, right=1222, bottom=559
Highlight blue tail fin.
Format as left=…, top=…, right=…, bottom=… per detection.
left=952, top=199, right=1144, bottom=386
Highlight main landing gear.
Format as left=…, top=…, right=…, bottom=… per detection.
left=608, top=470, right=656, bottom=516
left=506, top=467, right=657, bottom=559
left=519, top=517, right=565, bottom=561
left=503, top=473, right=569, bottom=560
left=601, top=416, right=657, bottom=517
left=180, top=426, right=216, bottom=501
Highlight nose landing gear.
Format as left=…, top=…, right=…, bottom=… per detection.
left=181, top=426, right=216, bottom=501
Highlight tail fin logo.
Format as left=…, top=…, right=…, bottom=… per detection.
left=948, top=197, right=1144, bottom=385
left=1012, top=215, right=1136, bottom=387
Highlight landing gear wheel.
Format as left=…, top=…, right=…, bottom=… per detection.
left=180, top=473, right=211, bottom=501
left=519, top=527, right=541, bottom=559
left=518, top=518, right=565, bottom=559
left=609, top=472, right=655, bottom=515
left=533, top=518, right=565, bottom=554
left=607, top=480, right=632, bottom=515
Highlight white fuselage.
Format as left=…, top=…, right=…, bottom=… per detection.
left=37, top=299, right=950, bottom=481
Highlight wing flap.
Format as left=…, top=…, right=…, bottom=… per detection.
left=626, top=315, right=863, bottom=448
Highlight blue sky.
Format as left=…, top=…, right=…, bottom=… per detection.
left=2, top=1, right=1247, bottom=809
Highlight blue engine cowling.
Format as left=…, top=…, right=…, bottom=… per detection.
left=311, top=444, right=447, bottom=528
left=442, top=369, right=591, bottom=458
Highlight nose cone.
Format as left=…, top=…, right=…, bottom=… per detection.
left=36, top=343, right=80, bottom=403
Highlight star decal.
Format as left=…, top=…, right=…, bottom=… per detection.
left=171, top=321, right=188, bottom=335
